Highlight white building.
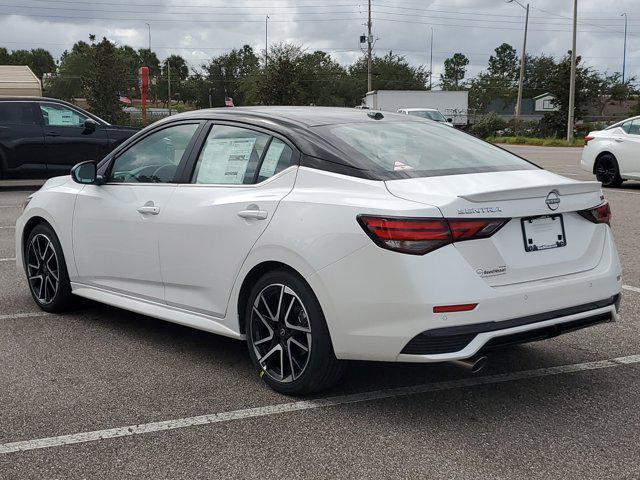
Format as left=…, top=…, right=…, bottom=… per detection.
left=0, top=65, right=42, bottom=97
left=533, top=92, right=559, bottom=113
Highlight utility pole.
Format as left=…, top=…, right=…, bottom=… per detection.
left=507, top=0, right=529, bottom=130
left=429, top=27, right=433, bottom=90
left=265, top=15, right=269, bottom=68
left=567, top=0, right=577, bottom=142
left=622, top=13, right=628, bottom=82
left=167, top=60, right=172, bottom=116
left=367, top=0, right=372, bottom=92
left=145, top=22, right=151, bottom=51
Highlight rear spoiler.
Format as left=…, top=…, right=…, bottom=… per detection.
left=460, top=181, right=601, bottom=203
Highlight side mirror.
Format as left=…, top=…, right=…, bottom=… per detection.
left=83, top=118, right=98, bottom=134
left=447, top=118, right=453, bottom=123
left=71, top=161, right=98, bottom=184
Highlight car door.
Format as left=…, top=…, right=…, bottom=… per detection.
left=72, top=121, right=202, bottom=301
left=38, top=102, right=110, bottom=176
left=159, top=122, right=298, bottom=317
left=0, top=101, right=45, bottom=177
left=614, top=119, right=640, bottom=177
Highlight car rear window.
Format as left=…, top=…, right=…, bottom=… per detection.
left=0, top=102, right=37, bottom=125
left=316, top=120, right=537, bottom=179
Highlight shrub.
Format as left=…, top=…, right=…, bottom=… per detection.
left=471, top=112, right=507, bottom=138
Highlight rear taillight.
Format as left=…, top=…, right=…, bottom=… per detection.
left=584, top=136, right=595, bottom=146
left=357, top=215, right=509, bottom=255
left=577, top=202, right=611, bottom=225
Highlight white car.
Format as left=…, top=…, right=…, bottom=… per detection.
left=581, top=116, right=640, bottom=187
left=16, top=107, right=621, bottom=394
left=397, top=107, right=454, bottom=126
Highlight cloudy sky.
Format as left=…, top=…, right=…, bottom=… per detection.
left=1, top=0, right=639, bottom=82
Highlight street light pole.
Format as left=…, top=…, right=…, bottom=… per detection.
left=367, top=0, right=373, bottom=92
left=145, top=22, right=151, bottom=51
left=567, top=0, right=577, bottom=142
left=622, top=13, right=628, bottom=83
left=429, top=27, right=433, bottom=90
left=265, top=15, right=269, bottom=68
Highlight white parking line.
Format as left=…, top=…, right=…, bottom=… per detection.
left=0, top=311, right=49, bottom=321
left=1, top=354, right=638, bottom=454
left=0, top=205, right=18, bottom=208
left=0, top=226, right=15, bottom=229
left=0, top=257, right=15, bottom=262
left=623, top=285, right=640, bottom=294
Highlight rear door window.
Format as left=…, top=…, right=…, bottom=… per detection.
left=257, top=138, right=295, bottom=182
left=0, top=102, right=37, bottom=125
left=191, top=125, right=270, bottom=185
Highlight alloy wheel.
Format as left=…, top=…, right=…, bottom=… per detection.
left=595, top=157, right=616, bottom=185
left=249, top=283, right=312, bottom=383
left=27, top=234, right=60, bottom=305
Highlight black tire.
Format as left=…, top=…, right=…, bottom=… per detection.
left=24, top=223, right=74, bottom=313
left=595, top=153, right=624, bottom=188
left=245, top=270, right=344, bottom=395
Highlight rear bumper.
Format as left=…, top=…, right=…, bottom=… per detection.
left=309, top=227, right=622, bottom=363
left=397, top=295, right=619, bottom=362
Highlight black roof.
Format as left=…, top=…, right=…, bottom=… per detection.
left=172, top=105, right=419, bottom=127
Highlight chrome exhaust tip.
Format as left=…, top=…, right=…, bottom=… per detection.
left=450, top=355, right=488, bottom=374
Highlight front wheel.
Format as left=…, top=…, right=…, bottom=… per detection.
left=25, top=223, right=73, bottom=312
left=245, top=270, right=344, bottom=395
left=595, top=153, right=624, bottom=188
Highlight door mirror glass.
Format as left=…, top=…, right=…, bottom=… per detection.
left=83, top=118, right=98, bottom=134
left=447, top=118, right=453, bottom=123
left=71, top=161, right=98, bottom=184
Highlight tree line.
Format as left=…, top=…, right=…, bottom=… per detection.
left=1, top=36, right=636, bottom=132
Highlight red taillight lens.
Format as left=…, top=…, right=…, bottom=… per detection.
left=584, top=136, right=595, bottom=146
left=358, top=216, right=509, bottom=255
left=578, top=202, right=611, bottom=225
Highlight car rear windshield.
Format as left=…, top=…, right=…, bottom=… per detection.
left=316, top=120, right=537, bottom=179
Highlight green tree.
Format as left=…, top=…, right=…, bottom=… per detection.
left=84, top=37, right=127, bottom=123
left=159, top=54, right=189, bottom=103
left=203, top=45, right=260, bottom=107
left=487, top=43, right=518, bottom=80
left=522, top=54, right=557, bottom=98
left=440, top=53, right=469, bottom=90
left=347, top=51, right=428, bottom=104
left=45, top=41, right=93, bottom=100
left=469, top=43, right=519, bottom=111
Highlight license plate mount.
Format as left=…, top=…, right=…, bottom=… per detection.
left=521, top=214, right=566, bottom=252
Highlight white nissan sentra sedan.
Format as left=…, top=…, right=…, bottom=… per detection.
left=581, top=116, right=640, bottom=187
left=16, top=107, right=622, bottom=394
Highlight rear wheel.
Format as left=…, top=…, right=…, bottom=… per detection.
left=595, top=153, right=623, bottom=188
left=245, top=270, right=344, bottom=395
left=25, top=223, right=73, bottom=313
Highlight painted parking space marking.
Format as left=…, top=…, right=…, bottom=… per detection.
left=1, top=354, right=639, bottom=454
left=0, top=311, right=49, bottom=321
left=623, top=285, right=640, bottom=294
left=0, top=257, right=16, bottom=262
left=0, top=226, right=15, bottom=229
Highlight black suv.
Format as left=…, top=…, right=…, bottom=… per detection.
left=0, top=97, right=138, bottom=179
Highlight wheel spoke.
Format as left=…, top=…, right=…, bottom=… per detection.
left=274, top=285, right=285, bottom=322
left=289, top=336, right=309, bottom=353
left=260, top=293, right=276, bottom=321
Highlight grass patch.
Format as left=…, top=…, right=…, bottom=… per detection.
left=486, top=136, right=583, bottom=147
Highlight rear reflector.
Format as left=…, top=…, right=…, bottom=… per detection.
left=577, top=202, right=611, bottom=226
left=357, top=215, right=509, bottom=255
left=433, top=303, right=478, bottom=313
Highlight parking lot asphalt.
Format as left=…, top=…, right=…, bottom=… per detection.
left=1, top=145, right=639, bottom=479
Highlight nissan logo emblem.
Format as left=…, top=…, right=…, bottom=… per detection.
left=545, top=190, right=561, bottom=211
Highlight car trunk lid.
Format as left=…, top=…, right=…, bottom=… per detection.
left=385, top=170, right=606, bottom=286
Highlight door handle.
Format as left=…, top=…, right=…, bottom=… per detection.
left=46, top=132, right=61, bottom=137
left=137, top=206, right=160, bottom=215
left=614, top=138, right=624, bottom=143
left=238, top=210, right=268, bottom=220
